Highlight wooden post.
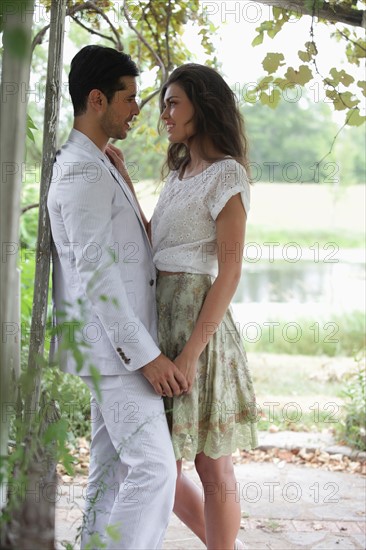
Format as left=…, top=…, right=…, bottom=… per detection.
left=4, top=1, right=67, bottom=548
left=0, top=0, right=35, bottom=527
left=25, top=0, right=67, bottom=422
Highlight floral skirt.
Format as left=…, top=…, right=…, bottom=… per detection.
left=156, top=272, right=258, bottom=461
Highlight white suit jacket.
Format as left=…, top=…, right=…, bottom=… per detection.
left=47, top=129, right=161, bottom=376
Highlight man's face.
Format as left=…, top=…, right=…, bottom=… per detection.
left=101, top=76, right=140, bottom=140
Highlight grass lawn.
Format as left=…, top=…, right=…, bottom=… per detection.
left=249, top=352, right=361, bottom=434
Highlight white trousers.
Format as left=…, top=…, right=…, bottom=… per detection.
left=80, top=373, right=176, bottom=550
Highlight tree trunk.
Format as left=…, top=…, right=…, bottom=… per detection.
left=0, top=0, right=35, bottom=539
left=3, top=0, right=67, bottom=548
left=25, top=0, right=66, bottom=424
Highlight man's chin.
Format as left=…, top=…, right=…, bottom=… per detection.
left=111, top=132, right=127, bottom=141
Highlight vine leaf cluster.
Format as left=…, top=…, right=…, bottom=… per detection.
left=251, top=0, right=365, bottom=127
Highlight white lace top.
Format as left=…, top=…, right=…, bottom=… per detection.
left=151, top=158, right=250, bottom=277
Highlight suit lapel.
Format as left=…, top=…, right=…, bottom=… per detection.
left=67, top=129, right=152, bottom=250
left=101, top=158, right=151, bottom=243
left=102, top=158, right=139, bottom=213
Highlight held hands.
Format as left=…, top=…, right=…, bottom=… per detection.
left=173, top=352, right=198, bottom=394
left=141, top=353, right=188, bottom=397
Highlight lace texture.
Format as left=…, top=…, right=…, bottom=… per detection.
left=152, top=159, right=250, bottom=277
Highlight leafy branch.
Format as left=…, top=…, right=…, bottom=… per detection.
left=252, top=1, right=366, bottom=125
left=122, top=0, right=167, bottom=84
left=32, top=1, right=123, bottom=52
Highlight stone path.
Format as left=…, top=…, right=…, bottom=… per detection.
left=55, top=432, right=366, bottom=549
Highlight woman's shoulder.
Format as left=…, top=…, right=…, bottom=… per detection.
left=208, top=157, right=249, bottom=184
left=220, top=156, right=247, bottom=171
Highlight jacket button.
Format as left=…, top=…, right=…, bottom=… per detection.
left=149, top=279, right=154, bottom=286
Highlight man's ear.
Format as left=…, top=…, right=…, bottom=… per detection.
left=89, top=89, right=105, bottom=111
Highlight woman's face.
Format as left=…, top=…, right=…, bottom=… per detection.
left=161, top=83, right=195, bottom=144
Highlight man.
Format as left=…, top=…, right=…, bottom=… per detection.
left=47, top=45, right=187, bottom=549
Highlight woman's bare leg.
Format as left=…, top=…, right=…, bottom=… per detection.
left=173, top=460, right=207, bottom=544
left=195, top=453, right=241, bottom=550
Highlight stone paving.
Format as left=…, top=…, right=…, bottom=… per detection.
left=56, top=432, right=366, bottom=550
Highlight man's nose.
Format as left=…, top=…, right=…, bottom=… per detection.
left=133, top=101, right=140, bottom=116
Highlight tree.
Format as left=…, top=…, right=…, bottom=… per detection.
left=242, top=96, right=341, bottom=183
left=0, top=0, right=35, bottom=531
left=1, top=1, right=68, bottom=547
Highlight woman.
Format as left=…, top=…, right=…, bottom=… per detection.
left=151, top=63, right=258, bottom=550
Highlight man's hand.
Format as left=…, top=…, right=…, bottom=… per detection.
left=141, top=354, right=188, bottom=397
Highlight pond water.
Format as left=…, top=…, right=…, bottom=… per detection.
left=233, top=255, right=365, bottom=322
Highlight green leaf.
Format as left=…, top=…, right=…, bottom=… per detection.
left=298, top=50, right=311, bottom=62
left=298, top=40, right=318, bottom=62
left=26, top=126, right=35, bottom=143
left=357, top=80, right=366, bottom=97
left=26, top=113, right=37, bottom=143
left=347, top=108, right=366, bottom=127
left=3, top=26, right=28, bottom=58
left=268, top=88, right=281, bottom=109
left=262, top=53, right=285, bottom=74
left=327, top=90, right=358, bottom=111
left=74, top=346, right=85, bottom=373
left=330, top=68, right=355, bottom=87
left=272, top=6, right=284, bottom=19
left=89, top=364, right=101, bottom=401
left=268, top=27, right=280, bottom=39
left=273, top=77, right=290, bottom=90
left=255, top=76, right=274, bottom=92
left=260, top=89, right=281, bottom=109
left=252, top=33, right=263, bottom=47
left=43, top=417, right=68, bottom=444
left=306, top=41, right=318, bottom=56
left=338, top=91, right=358, bottom=109
left=285, top=65, right=313, bottom=85
left=105, top=524, right=121, bottom=542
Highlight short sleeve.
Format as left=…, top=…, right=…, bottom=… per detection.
left=205, top=159, right=250, bottom=221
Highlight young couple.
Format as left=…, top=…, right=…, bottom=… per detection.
left=47, top=45, right=257, bottom=550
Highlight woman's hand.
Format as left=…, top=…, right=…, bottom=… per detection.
left=106, top=143, right=150, bottom=232
left=174, top=352, right=198, bottom=394
left=105, top=143, right=135, bottom=190
left=105, top=142, right=125, bottom=173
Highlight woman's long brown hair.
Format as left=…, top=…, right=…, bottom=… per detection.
left=159, top=63, right=250, bottom=180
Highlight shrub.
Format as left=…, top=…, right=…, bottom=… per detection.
left=338, top=354, right=366, bottom=451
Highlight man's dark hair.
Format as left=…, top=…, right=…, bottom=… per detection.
left=69, top=45, right=139, bottom=116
